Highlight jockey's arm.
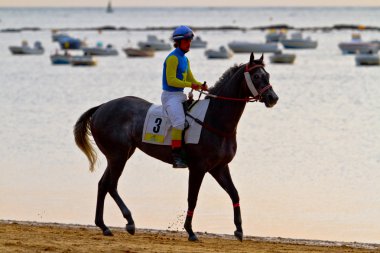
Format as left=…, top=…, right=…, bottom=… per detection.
left=166, top=56, right=195, bottom=88
left=186, top=59, right=202, bottom=86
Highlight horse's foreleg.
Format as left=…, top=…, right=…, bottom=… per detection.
left=184, top=169, right=205, bottom=241
left=210, top=165, right=243, bottom=241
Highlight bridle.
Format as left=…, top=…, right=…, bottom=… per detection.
left=199, top=63, right=272, bottom=102
left=243, top=64, right=272, bottom=101
left=185, top=63, right=273, bottom=138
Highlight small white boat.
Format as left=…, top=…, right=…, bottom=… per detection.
left=355, top=52, right=380, bottom=66
left=338, top=34, right=378, bottom=54
left=228, top=41, right=279, bottom=53
left=123, top=47, right=155, bottom=57
left=191, top=36, right=208, bottom=48
left=265, top=29, right=287, bottom=42
left=138, top=35, right=171, bottom=51
left=9, top=41, right=44, bottom=55
left=70, top=55, right=97, bottom=66
left=280, top=32, right=318, bottom=49
left=82, top=42, right=118, bottom=56
left=205, top=46, right=233, bottom=59
left=269, top=50, right=296, bottom=64
left=50, top=51, right=71, bottom=64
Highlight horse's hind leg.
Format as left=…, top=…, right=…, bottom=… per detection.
left=210, top=165, right=243, bottom=241
left=95, top=148, right=136, bottom=236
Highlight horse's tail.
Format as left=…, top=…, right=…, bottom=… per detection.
left=73, top=105, right=101, bottom=172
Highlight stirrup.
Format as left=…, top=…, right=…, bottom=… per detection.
left=173, top=158, right=188, bottom=169
left=172, top=152, right=188, bottom=169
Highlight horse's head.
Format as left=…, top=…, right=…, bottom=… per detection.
left=244, top=53, right=278, bottom=108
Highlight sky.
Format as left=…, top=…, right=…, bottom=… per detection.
left=0, top=0, right=380, bottom=7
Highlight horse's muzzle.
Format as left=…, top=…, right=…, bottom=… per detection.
left=263, top=92, right=279, bottom=108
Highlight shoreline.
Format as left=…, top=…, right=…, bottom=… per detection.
left=1, top=219, right=379, bottom=251
left=2, top=24, right=380, bottom=33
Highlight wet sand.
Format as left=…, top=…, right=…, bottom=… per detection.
left=1, top=220, right=379, bottom=253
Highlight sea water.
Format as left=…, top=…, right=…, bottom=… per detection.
left=0, top=7, right=379, bottom=243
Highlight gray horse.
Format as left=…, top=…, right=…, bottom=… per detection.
left=74, top=53, right=278, bottom=242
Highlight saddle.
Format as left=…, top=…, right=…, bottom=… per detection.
left=142, top=99, right=210, bottom=145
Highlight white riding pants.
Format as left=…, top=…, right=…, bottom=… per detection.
left=161, top=91, right=187, bottom=130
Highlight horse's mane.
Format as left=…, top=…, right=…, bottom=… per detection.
left=208, top=59, right=264, bottom=93
left=208, top=64, right=242, bottom=93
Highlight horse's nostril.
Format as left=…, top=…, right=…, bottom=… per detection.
left=270, top=94, right=278, bottom=101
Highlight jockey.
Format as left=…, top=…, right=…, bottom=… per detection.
left=162, top=25, right=208, bottom=168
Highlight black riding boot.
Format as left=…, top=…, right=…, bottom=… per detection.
left=172, top=148, right=188, bottom=168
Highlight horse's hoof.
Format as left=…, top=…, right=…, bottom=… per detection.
left=126, top=224, right=135, bottom=235
left=103, top=229, right=113, bottom=236
left=188, top=234, right=199, bottom=241
left=234, top=230, right=243, bottom=242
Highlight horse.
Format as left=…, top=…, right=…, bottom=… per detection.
left=74, top=53, right=278, bottom=242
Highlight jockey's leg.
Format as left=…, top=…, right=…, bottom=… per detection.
left=171, top=127, right=187, bottom=168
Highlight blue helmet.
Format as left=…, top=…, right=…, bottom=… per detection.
left=172, top=25, right=194, bottom=41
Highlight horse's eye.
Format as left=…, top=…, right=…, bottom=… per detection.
left=253, top=74, right=259, bottom=79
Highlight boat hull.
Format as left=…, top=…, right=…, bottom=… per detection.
left=9, top=46, right=44, bottom=55
left=123, top=48, right=155, bottom=57
left=270, top=53, right=296, bottom=64
left=50, top=55, right=71, bottom=64
left=228, top=42, right=279, bottom=53
left=137, top=42, right=171, bottom=51
left=82, top=47, right=118, bottom=56
left=355, top=54, right=380, bottom=66
left=281, top=40, right=318, bottom=49
left=338, top=42, right=379, bottom=54
left=70, top=56, right=97, bottom=66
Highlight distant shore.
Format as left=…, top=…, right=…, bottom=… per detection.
left=2, top=24, right=380, bottom=33
left=1, top=220, right=379, bottom=253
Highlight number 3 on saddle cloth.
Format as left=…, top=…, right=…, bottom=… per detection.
left=142, top=99, right=210, bottom=145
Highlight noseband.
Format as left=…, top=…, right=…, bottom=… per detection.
left=244, top=64, right=272, bottom=100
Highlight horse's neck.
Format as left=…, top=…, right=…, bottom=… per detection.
left=208, top=99, right=246, bottom=134
left=207, top=70, right=247, bottom=134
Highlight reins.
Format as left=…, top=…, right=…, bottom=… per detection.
left=194, top=64, right=271, bottom=103
left=185, top=63, right=271, bottom=138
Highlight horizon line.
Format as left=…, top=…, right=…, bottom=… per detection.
left=1, top=5, right=380, bottom=8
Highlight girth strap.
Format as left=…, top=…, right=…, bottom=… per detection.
left=185, top=112, right=236, bottom=138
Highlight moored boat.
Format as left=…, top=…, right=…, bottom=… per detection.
left=269, top=50, right=296, bottom=64
left=70, top=55, right=97, bottom=66
left=50, top=51, right=71, bottom=64
left=191, top=36, right=208, bottom=48
left=137, top=35, right=171, bottom=51
left=9, top=41, right=44, bottom=55
left=280, top=32, right=318, bottom=49
left=82, top=42, right=118, bottom=56
left=266, top=29, right=287, bottom=42
left=205, top=46, right=233, bottom=59
left=355, top=52, right=380, bottom=66
left=338, top=34, right=378, bottom=54
left=123, top=47, right=155, bottom=57
left=228, top=41, right=279, bottom=53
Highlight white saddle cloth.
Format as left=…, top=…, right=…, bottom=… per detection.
left=142, top=99, right=210, bottom=145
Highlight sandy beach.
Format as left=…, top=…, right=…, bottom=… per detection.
left=1, top=220, right=379, bottom=253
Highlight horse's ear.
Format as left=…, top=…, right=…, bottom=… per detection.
left=249, top=52, right=254, bottom=65
left=260, top=53, right=264, bottom=62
